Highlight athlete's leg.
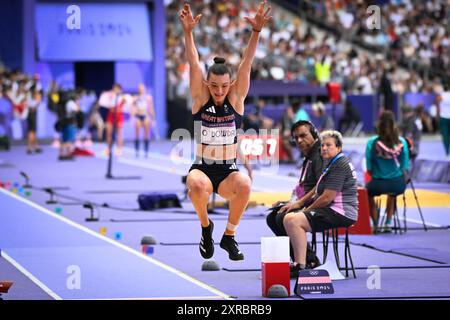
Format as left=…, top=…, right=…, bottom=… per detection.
left=368, top=195, right=378, bottom=226
left=135, top=119, right=142, bottom=155
left=143, top=118, right=150, bottom=155
left=114, top=125, right=123, bottom=156
left=217, top=171, right=252, bottom=235
left=283, top=211, right=312, bottom=265
left=187, top=169, right=214, bottom=227
left=105, top=122, right=113, bottom=155
left=216, top=171, right=251, bottom=260
left=27, top=131, right=34, bottom=153
left=386, top=195, right=396, bottom=221
left=187, top=169, right=215, bottom=258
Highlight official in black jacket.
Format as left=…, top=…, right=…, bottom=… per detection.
left=266, top=120, right=323, bottom=273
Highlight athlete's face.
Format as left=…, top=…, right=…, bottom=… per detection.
left=292, top=125, right=315, bottom=155
left=321, top=137, right=342, bottom=159
left=206, top=73, right=231, bottom=105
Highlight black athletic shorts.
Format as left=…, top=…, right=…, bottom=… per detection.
left=27, top=110, right=37, bottom=133
left=189, top=158, right=239, bottom=194
left=303, top=207, right=355, bottom=233
left=366, top=176, right=406, bottom=197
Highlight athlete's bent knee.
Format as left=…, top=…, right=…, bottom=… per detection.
left=188, top=179, right=209, bottom=195
left=235, top=176, right=251, bottom=195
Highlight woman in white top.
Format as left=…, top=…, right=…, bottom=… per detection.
left=132, top=84, right=155, bottom=157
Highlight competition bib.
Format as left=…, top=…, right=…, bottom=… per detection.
left=201, top=123, right=236, bottom=145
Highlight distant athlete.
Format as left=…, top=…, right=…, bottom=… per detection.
left=180, top=1, right=272, bottom=260
left=132, top=84, right=155, bottom=157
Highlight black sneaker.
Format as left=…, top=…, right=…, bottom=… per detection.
left=220, top=234, right=244, bottom=261
left=306, top=254, right=321, bottom=269
left=290, top=263, right=303, bottom=279
left=199, top=220, right=214, bottom=259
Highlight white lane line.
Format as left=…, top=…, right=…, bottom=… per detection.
left=1, top=250, right=62, bottom=300
left=0, top=188, right=232, bottom=300
left=402, top=217, right=443, bottom=228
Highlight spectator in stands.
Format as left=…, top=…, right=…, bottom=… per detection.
left=338, top=99, right=361, bottom=135
left=26, top=74, right=43, bottom=94
left=294, top=102, right=310, bottom=122
left=165, top=0, right=446, bottom=95
left=365, top=111, right=410, bottom=233
left=267, top=120, right=323, bottom=274
left=428, top=102, right=440, bottom=134
left=47, top=81, right=61, bottom=148
left=399, top=104, right=421, bottom=164
left=282, top=130, right=358, bottom=276
left=416, top=104, right=433, bottom=134
left=378, top=66, right=395, bottom=114
left=312, top=101, right=334, bottom=131
left=47, top=81, right=59, bottom=112
left=437, top=84, right=450, bottom=159
left=86, top=100, right=104, bottom=142
left=58, top=91, right=81, bottom=160
left=314, top=56, right=331, bottom=86
left=99, top=84, right=126, bottom=157
left=278, top=101, right=297, bottom=163
left=25, top=88, right=42, bottom=154
left=76, top=89, right=96, bottom=148
left=9, top=83, right=27, bottom=120
left=243, top=98, right=273, bottom=131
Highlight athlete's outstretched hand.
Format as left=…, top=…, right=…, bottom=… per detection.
left=179, top=3, right=203, bottom=33
left=244, top=0, right=272, bottom=32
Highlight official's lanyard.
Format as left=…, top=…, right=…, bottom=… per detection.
left=314, top=152, right=344, bottom=197
left=299, top=160, right=310, bottom=184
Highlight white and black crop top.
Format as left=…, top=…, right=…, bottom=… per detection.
left=193, top=96, right=242, bottom=146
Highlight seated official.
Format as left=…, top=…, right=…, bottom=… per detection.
left=266, top=120, right=323, bottom=270
left=280, top=130, right=358, bottom=276
left=366, top=110, right=409, bottom=233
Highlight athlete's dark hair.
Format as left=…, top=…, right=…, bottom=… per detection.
left=376, top=110, right=400, bottom=148
left=207, top=57, right=232, bottom=80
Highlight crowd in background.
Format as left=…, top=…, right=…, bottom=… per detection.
left=166, top=0, right=448, bottom=102
left=298, top=0, right=449, bottom=94
left=0, top=0, right=447, bottom=160
left=0, top=68, right=44, bottom=153
left=0, top=65, right=158, bottom=160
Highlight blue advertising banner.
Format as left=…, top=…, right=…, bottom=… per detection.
left=35, top=3, right=152, bottom=61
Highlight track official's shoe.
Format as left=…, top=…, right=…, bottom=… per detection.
left=306, top=254, right=321, bottom=269
left=290, top=263, right=308, bottom=279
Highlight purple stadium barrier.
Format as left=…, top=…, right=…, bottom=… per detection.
left=415, top=160, right=449, bottom=183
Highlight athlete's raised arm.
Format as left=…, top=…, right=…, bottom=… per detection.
left=179, top=3, right=208, bottom=112
left=232, top=1, right=272, bottom=112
